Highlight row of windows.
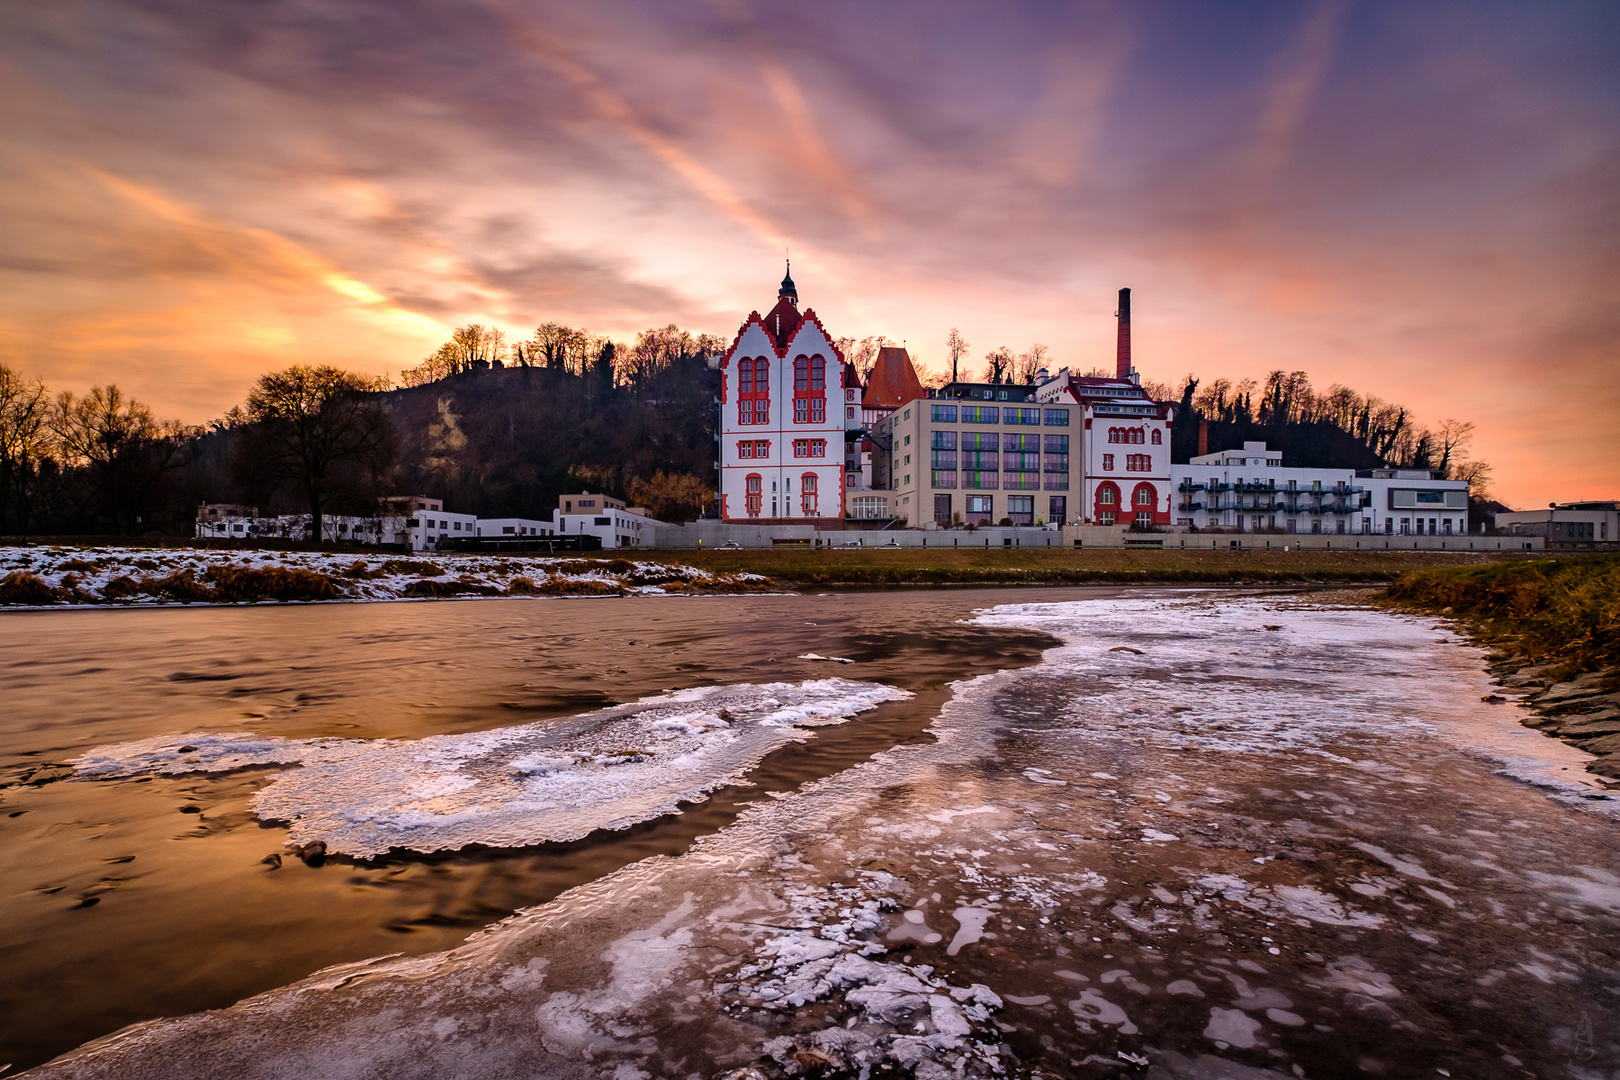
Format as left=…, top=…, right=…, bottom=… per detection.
left=934, top=471, right=1069, bottom=491
left=737, top=355, right=830, bottom=395
left=932, top=432, right=1068, bottom=452
left=930, top=451, right=1068, bottom=469
left=1098, top=453, right=1154, bottom=472
left=1096, top=485, right=1157, bottom=506
left=1106, top=427, right=1161, bottom=445
left=737, top=399, right=836, bottom=425
left=928, top=405, right=1069, bottom=426
left=743, top=472, right=820, bottom=516
left=936, top=494, right=1065, bottom=526
left=739, top=439, right=827, bottom=458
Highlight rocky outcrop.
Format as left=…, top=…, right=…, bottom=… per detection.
left=1487, top=658, right=1620, bottom=782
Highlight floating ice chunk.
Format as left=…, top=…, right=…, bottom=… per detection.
left=1142, top=829, right=1180, bottom=842
left=946, top=907, right=992, bottom=956
left=1068, top=989, right=1138, bottom=1034
left=923, top=805, right=999, bottom=825
left=798, top=653, right=855, bottom=664
left=74, top=678, right=910, bottom=858
left=1023, top=768, right=1066, bottom=785
left=1204, top=1006, right=1263, bottom=1048
left=1270, top=885, right=1384, bottom=927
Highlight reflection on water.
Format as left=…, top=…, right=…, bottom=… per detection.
left=0, top=588, right=1085, bottom=1072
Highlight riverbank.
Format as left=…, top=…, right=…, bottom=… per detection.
left=675, top=545, right=1539, bottom=586
left=0, top=545, right=1544, bottom=607
left=0, top=547, right=769, bottom=606
left=1382, top=553, right=1620, bottom=779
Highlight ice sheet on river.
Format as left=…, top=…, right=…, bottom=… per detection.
left=34, top=594, right=1620, bottom=1080
left=73, top=678, right=910, bottom=857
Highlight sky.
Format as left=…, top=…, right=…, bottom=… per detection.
left=1, top=0, right=1615, bottom=508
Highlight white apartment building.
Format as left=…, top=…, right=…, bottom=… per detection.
left=1173, top=442, right=1471, bottom=536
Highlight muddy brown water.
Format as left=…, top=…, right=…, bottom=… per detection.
left=0, top=588, right=1113, bottom=1073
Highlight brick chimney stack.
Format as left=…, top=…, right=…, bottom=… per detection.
left=1115, top=287, right=1132, bottom=381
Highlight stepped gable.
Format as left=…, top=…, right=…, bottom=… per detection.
left=764, top=295, right=804, bottom=350
left=862, top=346, right=925, bottom=409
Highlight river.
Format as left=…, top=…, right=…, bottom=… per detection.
left=3, top=588, right=1617, bottom=1078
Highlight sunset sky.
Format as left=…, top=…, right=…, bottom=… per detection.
left=1, top=0, right=1614, bottom=508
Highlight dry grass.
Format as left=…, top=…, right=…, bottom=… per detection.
left=657, top=546, right=1543, bottom=588
left=1383, top=554, right=1620, bottom=673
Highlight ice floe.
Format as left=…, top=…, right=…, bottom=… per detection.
left=73, top=678, right=910, bottom=858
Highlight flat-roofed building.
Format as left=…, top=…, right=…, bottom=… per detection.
left=1494, top=501, right=1618, bottom=550
left=874, top=381, right=1079, bottom=527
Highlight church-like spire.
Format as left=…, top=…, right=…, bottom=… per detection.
left=778, top=260, right=798, bottom=306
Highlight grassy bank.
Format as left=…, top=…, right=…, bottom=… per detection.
left=667, top=547, right=1541, bottom=588
left=1383, top=553, right=1620, bottom=674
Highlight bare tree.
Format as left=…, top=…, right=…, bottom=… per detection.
left=945, top=328, right=970, bottom=383
left=834, top=336, right=892, bottom=382
left=1014, top=343, right=1050, bottom=384
left=982, top=346, right=1014, bottom=384
left=0, top=364, right=51, bottom=534
left=235, top=365, right=397, bottom=531
left=52, top=385, right=190, bottom=534
left=1433, top=419, right=1475, bottom=476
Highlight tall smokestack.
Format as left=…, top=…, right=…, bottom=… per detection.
left=1115, top=287, right=1132, bottom=381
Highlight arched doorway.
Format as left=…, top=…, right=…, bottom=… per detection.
left=1131, top=482, right=1157, bottom=528
left=1093, top=482, right=1121, bottom=526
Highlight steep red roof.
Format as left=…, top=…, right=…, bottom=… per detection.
left=862, top=347, right=925, bottom=409
left=763, top=296, right=804, bottom=350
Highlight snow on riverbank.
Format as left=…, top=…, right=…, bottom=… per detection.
left=74, top=678, right=912, bottom=858
left=0, top=545, right=769, bottom=606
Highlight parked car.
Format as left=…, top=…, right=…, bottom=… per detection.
left=839, top=540, right=862, bottom=548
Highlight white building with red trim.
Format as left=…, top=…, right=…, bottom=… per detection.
left=1035, top=288, right=1176, bottom=526
left=717, top=267, right=850, bottom=522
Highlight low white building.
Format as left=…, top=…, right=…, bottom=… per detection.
left=476, top=518, right=557, bottom=539
left=553, top=493, right=667, bottom=549
left=1494, top=501, right=1618, bottom=551
left=1173, top=442, right=1471, bottom=536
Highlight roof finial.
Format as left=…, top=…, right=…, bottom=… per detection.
left=779, top=259, right=798, bottom=305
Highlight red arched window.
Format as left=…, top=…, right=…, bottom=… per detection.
left=793, top=354, right=826, bottom=424
left=1134, top=483, right=1155, bottom=506
left=800, top=472, right=818, bottom=516
left=745, top=473, right=763, bottom=516
left=739, top=357, right=769, bottom=424
left=1108, top=428, right=1120, bottom=444
left=1151, top=429, right=1162, bottom=445
left=1132, top=482, right=1156, bottom=526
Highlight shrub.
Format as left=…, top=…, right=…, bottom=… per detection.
left=206, top=566, right=347, bottom=603
left=380, top=559, right=441, bottom=577
left=100, top=575, right=141, bottom=601
left=141, top=571, right=215, bottom=603
left=57, top=559, right=95, bottom=573
left=0, top=572, right=65, bottom=605
left=1384, top=554, right=1620, bottom=673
